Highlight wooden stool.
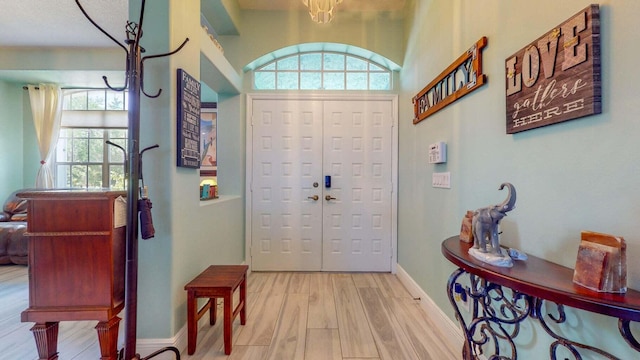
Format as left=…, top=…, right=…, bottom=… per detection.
left=184, top=265, right=248, bottom=355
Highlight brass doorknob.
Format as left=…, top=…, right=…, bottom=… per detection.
left=307, top=195, right=319, bottom=201
left=325, top=195, right=337, bottom=201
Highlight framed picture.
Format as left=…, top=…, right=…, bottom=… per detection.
left=176, top=69, right=201, bottom=168
left=200, top=102, right=217, bottom=176
left=505, top=5, right=601, bottom=134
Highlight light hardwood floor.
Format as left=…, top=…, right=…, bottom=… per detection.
left=0, top=265, right=456, bottom=359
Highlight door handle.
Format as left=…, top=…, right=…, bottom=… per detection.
left=325, top=195, right=337, bottom=201
left=307, top=195, right=319, bottom=201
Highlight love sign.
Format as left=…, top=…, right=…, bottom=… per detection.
left=505, top=5, right=601, bottom=134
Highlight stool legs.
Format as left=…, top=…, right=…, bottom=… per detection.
left=223, top=292, right=232, bottom=355
left=187, top=291, right=197, bottom=355
left=184, top=265, right=248, bottom=356
left=240, top=275, right=247, bottom=325
left=209, top=298, right=217, bottom=325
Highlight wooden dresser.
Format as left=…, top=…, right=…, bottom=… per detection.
left=19, top=189, right=127, bottom=360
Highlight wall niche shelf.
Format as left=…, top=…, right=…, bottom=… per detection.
left=441, top=236, right=640, bottom=359
left=200, top=27, right=241, bottom=95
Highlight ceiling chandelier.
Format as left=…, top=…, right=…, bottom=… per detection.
left=302, top=0, right=343, bottom=24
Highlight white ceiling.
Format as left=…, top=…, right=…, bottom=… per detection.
left=0, top=0, right=406, bottom=87
left=0, top=0, right=407, bottom=48
left=0, top=0, right=129, bottom=87
left=0, top=0, right=129, bottom=48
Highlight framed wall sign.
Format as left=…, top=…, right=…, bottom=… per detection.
left=176, top=68, right=201, bottom=168
left=200, top=102, right=217, bottom=176
left=505, top=5, right=601, bottom=134
left=413, top=37, right=488, bottom=125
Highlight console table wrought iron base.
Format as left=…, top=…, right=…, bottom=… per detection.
left=442, top=236, right=640, bottom=359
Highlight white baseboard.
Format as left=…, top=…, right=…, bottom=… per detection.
left=135, top=312, right=210, bottom=359
left=136, top=332, right=185, bottom=360
left=396, top=264, right=464, bottom=355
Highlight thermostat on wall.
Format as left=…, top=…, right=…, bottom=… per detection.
left=428, top=142, right=447, bottom=164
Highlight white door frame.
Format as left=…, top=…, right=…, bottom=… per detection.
left=245, top=93, right=398, bottom=273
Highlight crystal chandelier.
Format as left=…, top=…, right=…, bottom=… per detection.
left=302, top=0, right=344, bottom=24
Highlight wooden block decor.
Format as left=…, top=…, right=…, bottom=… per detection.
left=573, top=230, right=626, bottom=293
left=459, top=211, right=475, bottom=243
left=573, top=242, right=607, bottom=289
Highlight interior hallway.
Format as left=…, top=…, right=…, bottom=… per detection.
left=1, top=265, right=456, bottom=359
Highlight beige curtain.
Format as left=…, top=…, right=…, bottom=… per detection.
left=27, top=84, right=63, bottom=188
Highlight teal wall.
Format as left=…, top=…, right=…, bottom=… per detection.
left=131, top=0, right=244, bottom=338
left=2, top=0, right=639, bottom=356
left=0, top=0, right=246, bottom=341
left=131, top=0, right=246, bottom=339
left=399, top=0, right=640, bottom=357
left=0, top=81, right=24, bottom=194
left=219, top=9, right=405, bottom=75
left=130, top=0, right=175, bottom=339
left=0, top=80, right=38, bottom=194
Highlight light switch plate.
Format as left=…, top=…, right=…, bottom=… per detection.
left=432, top=172, right=451, bottom=188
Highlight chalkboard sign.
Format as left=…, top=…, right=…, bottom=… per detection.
left=177, top=68, right=201, bottom=168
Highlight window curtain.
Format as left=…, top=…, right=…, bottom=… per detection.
left=27, top=84, right=63, bottom=188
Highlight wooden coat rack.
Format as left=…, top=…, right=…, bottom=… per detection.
left=75, top=1, right=189, bottom=359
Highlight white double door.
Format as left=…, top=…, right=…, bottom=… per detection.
left=249, top=96, right=396, bottom=272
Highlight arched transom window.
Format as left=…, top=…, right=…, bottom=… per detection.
left=254, top=51, right=392, bottom=91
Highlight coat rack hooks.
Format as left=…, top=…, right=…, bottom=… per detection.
left=75, top=1, right=189, bottom=359
left=103, top=75, right=128, bottom=92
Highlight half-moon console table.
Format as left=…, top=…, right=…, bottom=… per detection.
left=441, top=236, right=640, bottom=360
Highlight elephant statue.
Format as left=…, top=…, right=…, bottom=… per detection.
left=472, top=182, right=516, bottom=257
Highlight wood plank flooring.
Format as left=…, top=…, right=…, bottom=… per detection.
left=0, top=265, right=457, bottom=359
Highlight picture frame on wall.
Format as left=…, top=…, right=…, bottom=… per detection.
left=200, top=102, right=217, bottom=176
left=176, top=69, right=201, bottom=168
left=505, top=5, right=601, bottom=134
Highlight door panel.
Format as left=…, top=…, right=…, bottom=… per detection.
left=322, top=101, right=393, bottom=271
left=251, top=100, right=323, bottom=271
left=250, top=98, right=393, bottom=272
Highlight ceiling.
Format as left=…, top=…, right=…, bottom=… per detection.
left=0, top=0, right=406, bottom=87
left=238, top=0, right=406, bottom=12
left=0, top=0, right=129, bottom=48
left=0, top=0, right=407, bottom=48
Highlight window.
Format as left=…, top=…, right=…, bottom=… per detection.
left=55, top=90, right=128, bottom=190
left=254, top=51, right=392, bottom=91
left=55, top=128, right=127, bottom=189
left=64, top=89, right=128, bottom=111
